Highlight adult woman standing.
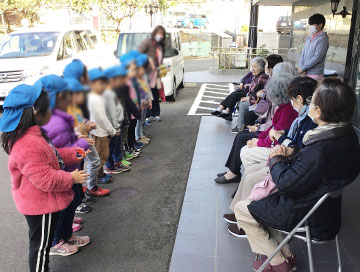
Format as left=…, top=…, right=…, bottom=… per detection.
left=139, top=25, right=166, bottom=122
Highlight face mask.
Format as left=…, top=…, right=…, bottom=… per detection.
left=290, top=99, right=297, bottom=112
left=155, top=35, right=163, bottom=42
left=308, top=25, right=317, bottom=35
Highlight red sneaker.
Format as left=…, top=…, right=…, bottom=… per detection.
left=73, top=217, right=83, bottom=224
left=87, top=186, right=110, bottom=197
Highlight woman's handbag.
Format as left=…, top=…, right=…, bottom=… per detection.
left=248, top=172, right=278, bottom=202
left=159, top=80, right=166, bottom=102
left=254, top=99, right=271, bottom=115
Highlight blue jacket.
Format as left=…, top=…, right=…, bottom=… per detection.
left=278, top=116, right=317, bottom=148
left=299, top=31, right=329, bottom=76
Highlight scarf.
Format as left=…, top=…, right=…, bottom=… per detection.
left=287, top=105, right=309, bottom=139
left=303, top=122, right=347, bottom=144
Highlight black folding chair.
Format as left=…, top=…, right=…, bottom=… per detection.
left=257, top=190, right=343, bottom=272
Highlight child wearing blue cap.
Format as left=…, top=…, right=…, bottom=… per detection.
left=0, top=82, right=89, bottom=272
left=63, top=59, right=89, bottom=85
left=65, top=78, right=110, bottom=199
left=135, top=53, right=153, bottom=146
left=87, top=68, right=117, bottom=184
left=40, top=75, right=91, bottom=256
left=103, top=65, right=132, bottom=174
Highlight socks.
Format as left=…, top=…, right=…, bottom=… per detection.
left=222, top=109, right=230, bottom=114
left=216, top=106, right=223, bottom=112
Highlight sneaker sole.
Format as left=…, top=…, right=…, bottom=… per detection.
left=223, top=217, right=237, bottom=224
left=49, top=249, right=79, bottom=257
left=75, top=210, right=91, bottom=214
left=69, top=240, right=91, bottom=248
left=87, top=192, right=110, bottom=197
left=228, top=228, right=247, bottom=238
left=230, top=129, right=239, bottom=134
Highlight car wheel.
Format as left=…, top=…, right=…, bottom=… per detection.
left=188, top=22, right=194, bottom=29
left=179, top=69, right=185, bottom=88
left=166, top=79, right=177, bottom=102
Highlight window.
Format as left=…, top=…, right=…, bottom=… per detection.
left=73, top=31, right=87, bottom=52
left=116, top=33, right=151, bottom=56
left=87, top=30, right=98, bottom=46
left=57, top=32, right=73, bottom=61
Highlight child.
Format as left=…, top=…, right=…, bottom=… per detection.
left=135, top=53, right=153, bottom=145
left=120, top=52, right=142, bottom=156
left=41, top=75, right=91, bottom=256
left=66, top=78, right=110, bottom=197
left=87, top=68, right=117, bottom=183
left=0, top=82, right=88, bottom=271
left=103, top=65, right=132, bottom=173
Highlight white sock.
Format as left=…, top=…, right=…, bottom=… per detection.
left=216, top=106, right=222, bottom=111
left=222, top=109, right=229, bottom=114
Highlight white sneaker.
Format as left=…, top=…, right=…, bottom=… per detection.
left=155, top=116, right=161, bottom=122
left=145, top=118, right=151, bottom=123
left=149, top=116, right=155, bottom=121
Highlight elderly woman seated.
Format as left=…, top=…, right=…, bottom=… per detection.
left=234, top=78, right=360, bottom=272
left=223, top=77, right=318, bottom=237
left=215, top=72, right=298, bottom=184
left=211, top=56, right=269, bottom=121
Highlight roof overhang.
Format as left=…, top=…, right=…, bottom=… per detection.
left=253, top=0, right=298, bottom=6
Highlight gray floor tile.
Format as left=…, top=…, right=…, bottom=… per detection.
left=216, top=234, right=254, bottom=259
left=216, top=257, right=254, bottom=272
left=191, top=160, right=219, bottom=170
left=180, top=201, right=216, bottom=219
left=341, top=240, right=360, bottom=264
left=186, top=179, right=217, bottom=191
left=183, top=189, right=217, bottom=207
left=177, top=215, right=216, bottom=236
left=192, top=154, right=214, bottom=162
left=189, top=169, right=219, bottom=179
left=169, top=255, right=215, bottom=272
left=172, top=233, right=216, bottom=257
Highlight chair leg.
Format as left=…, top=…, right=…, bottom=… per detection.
left=305, top=225, right=315, bottom=272
left=335, top=235, right=342, bottom=272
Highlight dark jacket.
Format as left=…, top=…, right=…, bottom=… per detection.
left=278, top=116, right=317, bottom=148
left=248, top=125, right=360, bottom=240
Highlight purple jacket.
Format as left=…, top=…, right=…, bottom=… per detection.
left=43, top=109, right=89, bottom=171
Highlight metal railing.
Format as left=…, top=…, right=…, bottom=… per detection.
left=210, top=47, right=301, bottom=70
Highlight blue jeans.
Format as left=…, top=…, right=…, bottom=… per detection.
left=105, top=135, right=122, bottom=168
left=52, top=184, right=82, bottom=246
left=135, top=110, right=146, bottom=140
left=85, top=144, right=100, bottom=190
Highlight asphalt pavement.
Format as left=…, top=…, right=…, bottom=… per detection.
left=0, top=84, right=201, bottom=272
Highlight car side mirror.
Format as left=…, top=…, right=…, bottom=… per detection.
left=173, top=48, right=179, bottom=56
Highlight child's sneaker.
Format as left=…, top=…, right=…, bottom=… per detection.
left=143, top=132, right=152, bottom=139
left=72, top=223, right=82, bottom=232
left=144, top=121, right=151, bottom=127
left=50, top=240, right=79, bottom=256
left=145, top=117, right=151, bottom=123
left=67, top=235, right=91, bottom=248
left=73, top=217, right=83, bottom=224
left=122, top=159, right=131, bottom=166
left=87, top=186, right=110, bottom=197
left=124, top=152, right=134, bottom=160
left=114, top=163, right=131, bottom=173
left=139, top=136, right=150, bottom=145
left=130, top=148, right=141, bottom=157
left=75, top=203, right=92, bottom=214
left=155, top=116, right=161, bottom=122
left=134, top=142, right=144, bottom=150
left=98, top=174, right=113, bottom=184
left=82, top=194, right=96, bottom=204
left=104, top=165, right=123, bottom=175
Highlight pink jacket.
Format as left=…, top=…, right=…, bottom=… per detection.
left=8, top=126, right=78, bottom=215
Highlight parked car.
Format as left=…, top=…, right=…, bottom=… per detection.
left=276, top=16, right=291, bottom=34
left=176, top=14, right=209, bottom=29
left=0, top=26, right=114, bottom=105
left=164, top=11, right=187, bottom=28
left=115, top=28, right=185, bottom=101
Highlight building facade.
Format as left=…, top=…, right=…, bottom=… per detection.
left=254, top=0, right=360, bottom=127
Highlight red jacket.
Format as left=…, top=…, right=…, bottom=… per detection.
left=8, top=126, right=78, bottom=215
left=257, top=103, right=298, bottom=147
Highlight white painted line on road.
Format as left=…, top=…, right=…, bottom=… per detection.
left=188, top=83, right=207, bottom=116
left=200, top=100, right=221, bottom=104
left=205, top=86, right=230, bottom=91
left=207, top=83, right=231, bottom=88
left=197, top=106, right=216, bottom=111
left=229, top=83, right=235, bottom=93
left=202, top=95, right=227, bottom=99
left=204, top=90, right=230, bottom=95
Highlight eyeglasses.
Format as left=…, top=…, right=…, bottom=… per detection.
left=306, top=96, right=313, bottom=105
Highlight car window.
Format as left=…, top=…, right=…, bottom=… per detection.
left=87, top=31, right=98, bottom=46
left=164, top=33, right=172, bottom=58
left=117, top=33, right=151, bottom=56
left=0, top=32, right=59, bottom=59
left=73, top=31, right=88, bottom=52
left=57, top=32, right=74, bottom=61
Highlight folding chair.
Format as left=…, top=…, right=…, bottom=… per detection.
left=257, top=190, right=343, bottom=272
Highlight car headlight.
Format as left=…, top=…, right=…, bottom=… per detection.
left=23, top=67, right=49, bottom=82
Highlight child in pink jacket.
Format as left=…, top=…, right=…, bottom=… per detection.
left=0, top=82, right=88, bottom=272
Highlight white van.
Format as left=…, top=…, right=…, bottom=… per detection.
left=116, top=28, right=185, bottom=101
left=0, top=26, right=115, bottom=105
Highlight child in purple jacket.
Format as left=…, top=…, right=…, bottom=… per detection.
left=41, top=74, right=91, bottom=257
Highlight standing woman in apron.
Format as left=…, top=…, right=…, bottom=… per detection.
left=139, top=25, right=166, bottom=122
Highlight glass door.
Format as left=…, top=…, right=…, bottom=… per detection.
left=351, top=1, right=360, bottom=127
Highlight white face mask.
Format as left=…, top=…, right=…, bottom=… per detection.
left=155, top=35, right=163, bottom=42
left=308, top=25, right=317, bottom=35
left=290, top=99, right=297, bottom=112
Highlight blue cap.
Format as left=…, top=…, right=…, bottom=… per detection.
left=136, top=53, right=148, bottom=67
left=104, top=65, right=128, bottom=78
left=88, top=68, right=107, bottom=81
left=120, top=50, right=139, bottom=67
left=63, top=59, right=85, bottom=80
left=39, top=74, right=68, bottom=109
left=65, top=78, right=89, bottom=92
left=0, top=81, right=42, bottom=132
